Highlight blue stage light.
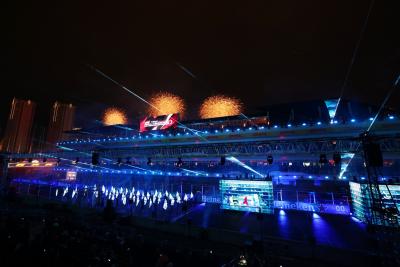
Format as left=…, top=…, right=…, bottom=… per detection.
left=361, top=177, right=366, bottom=180
left=312, top=213, right=320, bottom=219
left=302, top=123, right=307, bottom=126
left=273, top=125, right=278, bottom=128
left=236, top=128, right=241, bottom=131
left=325, top=176, right=329, bottom=179
left=248, top=127, right=253, bottom=130
left=287, top=124, right=292, bottom=128
left=260, top=126, right=264, bottom=129
left=317, top=121, right=322, bottom=125
left=279, top=210, right=286, bottom=216
left=351, top=216, right=362, bottom=223
left=350, top=119, right=356, bottom=123
left=215, top=130, right=219, bottom=133
left=308, top=176, right=312, bottom=179
left=369, top=117, right=373, bottom=121
left=389, top=115, right=394, bottom=120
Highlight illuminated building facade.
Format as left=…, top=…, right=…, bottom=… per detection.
left=46, top=102, right=75, bottom=150
left=1, top=98, right=36, bottom=153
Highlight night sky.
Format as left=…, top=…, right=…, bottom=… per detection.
left=7, top=1, right=400, bottom=131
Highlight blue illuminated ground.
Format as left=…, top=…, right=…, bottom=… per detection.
left=175, top=203, right=372, bottom=251
left=10, top=179, right=375, bottom=252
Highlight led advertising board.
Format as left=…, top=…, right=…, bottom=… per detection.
left=139, top=113, right=179, bottom=132
left=349, top=182, right=400, bottom=226
left=324, top=99, right=339, bottom=120
left=220, top=180, right=274, bottom=214
left=66, top=171, right=77, bottom=181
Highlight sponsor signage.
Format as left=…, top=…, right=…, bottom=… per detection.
left=220, top=180, right=274, bottom=214
left=66, top=171, right=77, bottom=181
left=274, top=200, right=350, bottom=215
left=139, top=113, right=179, bottom=132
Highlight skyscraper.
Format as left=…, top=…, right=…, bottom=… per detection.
left=1, top=98, right=36, bottom=153
left=46, top=102, right=75, bottom=150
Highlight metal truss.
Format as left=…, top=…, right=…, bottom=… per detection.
left=5, top=137, right=400, bottom=160
left=96, top=138, right=400, bottom=158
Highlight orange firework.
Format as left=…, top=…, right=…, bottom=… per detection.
left=148, top=92, right=186, bottom=117
left=102, top=107, right=128, bottom=125
left=199, top=95, right=243, bottom=119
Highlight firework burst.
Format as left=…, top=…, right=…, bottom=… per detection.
left=199, top=95, right=243, bottom=119
left=148, top=92, right=186, bottom=117
left=102, top=107, right=128, bottom=125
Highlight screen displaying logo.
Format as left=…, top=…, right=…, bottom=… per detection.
left=220, top=180, right=274, bottom=214
left=66, top=171, right=77, bottom=181
left=139, top=113, right=179, bottom=132
left=324, top=99, right=339, bottom=120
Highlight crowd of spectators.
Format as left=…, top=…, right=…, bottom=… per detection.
left=0, top=199, right=259, bottom=267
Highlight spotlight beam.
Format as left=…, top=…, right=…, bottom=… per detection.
left=88, top=64, right=209, bottom=141
left=179, top=168, right=205, bottom=175
left=334, top=0, right=375, bottom=120
left=338, top=153, right=356, bottom=179
left=88, top=64, right=159, bottom=111
left=367, top=73, right=400, bottom=132
left=87, top=64, right=264, bottom=177
left=239, top=113, right=259, bottom=127
left=226, top=156, right=264, bottom=178
left=338, top=73, right=399, bottom=178
left=176, top=62, right=197, bottom=79
left=53, top=145, right=152, bottom=172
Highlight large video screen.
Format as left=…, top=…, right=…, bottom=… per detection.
left=220, top=180, right=274, bottom=214
left=324, top=99, right=339, bottom=120
left=349, top=182, right=400, bottom=226
left=139, top=113, right=179, bottom=132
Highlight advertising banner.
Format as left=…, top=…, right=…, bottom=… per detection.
left=139, top=113, right=179, bottom=132
left=220, top=180, right=274, bottom=214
